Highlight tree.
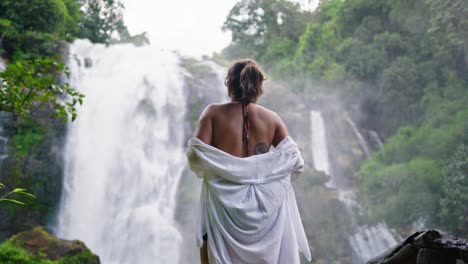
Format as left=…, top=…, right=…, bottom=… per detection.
left=222, top=0, right=309, bottom=59
left=0, top=183, right=35, bottom=205
left=78, top=0, right=127, bottom=44
left=439, top=144, right=468, bottom=236
left=0, top=0, right=75, bottom=60
left=0, top=57, right=84, bottom=121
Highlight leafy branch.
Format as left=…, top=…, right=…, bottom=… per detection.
left=0, top=182, right=36, bottom=205
left=0, top=57, right=84, bottom=121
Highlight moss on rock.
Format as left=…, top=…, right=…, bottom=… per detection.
left=0, top=226, right=99, bottom=264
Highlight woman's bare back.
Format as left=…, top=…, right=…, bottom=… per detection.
left=194, top=101, right=288, bottom=158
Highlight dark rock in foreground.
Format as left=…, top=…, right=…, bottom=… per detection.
left=367, top=230, right=467, bottom=264
left=0, top=226, right=100, bottom=263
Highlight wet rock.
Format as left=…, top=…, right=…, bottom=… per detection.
left=84, top=57, right=93, bottom=68
left=0, top=226, right=100, bottom=263
left=367, top=230, right=468, bottom=264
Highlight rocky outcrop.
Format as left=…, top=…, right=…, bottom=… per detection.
left=0, top=226, right=99, bottom=263
left=367, top=230, right=468, bottom=264
left=0, top=109, right=66, bottom=241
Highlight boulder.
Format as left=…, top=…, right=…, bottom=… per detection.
left=0, top=226, right=100, bottom=263
left=367, top=230, right=468, bottom=264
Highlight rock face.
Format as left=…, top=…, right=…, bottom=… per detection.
left=0, top=226, right=100, bottom=263
left=367, top=230, right=468, bottom=264
left=0, top=50, right=67, bottom=240
left=0, top=109, right=66, bottom=241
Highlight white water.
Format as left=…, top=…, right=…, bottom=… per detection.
left=0, top=135, right=7, bottom=163
left=345, top=114, right=371, bottom=158
left=349, top=223, right=402, bottom=263
left=310, top=110, right=332, bottom=186
left=310, top=110, right=401, bottom=263
left=0, top=132, right=7, bottom=164
left=201, top=60, right=230, bottom=102
left=0, top=60, right=8, bottom=165
left=343, top=116, right=401, bottom=262
left=55, top=39, right=185, bottom=264
left=0, top=57, right=5, bottom=71
left=368, top=130, right=384, bottom=151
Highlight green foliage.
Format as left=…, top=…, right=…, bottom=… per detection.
left=0, top=0, right=131, bottom=60
left=439, top=144, right=468, bottom=235
left=222, top=0, right=309, bottom=60
left=0, top=57, right=84, bottom=121
left=0, top=227, right=99, bottom=264
left=0, top=0, right=70, bottom=35
left=77, top=0, right=127, bottom=44
left=0, top=183, right=36, bottom=205
left=9, top=119, right=45, bottom=159
left=0, top=242, right=42, bottom=264
left=0, top=0, right=76, bottom=59
left=359, top=158, right=442, bottom=226
left=359, top=106, right=468, bottom=229
left=426, top=0, right=468, bottom=50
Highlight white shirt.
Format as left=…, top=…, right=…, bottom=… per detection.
left=186, top=136, right=312, bottom=264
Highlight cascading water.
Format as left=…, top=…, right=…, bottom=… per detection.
left=0, top=57, right=5, bottom=71
left=55, top=39, right=185, bottom=264
left=310, top=110, right=401, bottom=263
left=349, top=223, right=402, bottom=263
left=345, top=114, right=371, bottom=158
left=368, top=130, right=384, bottom=151
left=0, top=59, right=8, bottom=166
left=0, top=115, right=8, bottom=165
left=309, top=110, right=333, bottom=187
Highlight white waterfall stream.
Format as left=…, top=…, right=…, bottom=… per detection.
left=0, top=59, right=8, bottom=166
left=0, top=117, right=8, bottom=165
left=368, top=130, right=384, bottom=151
left=55, top=39, right=185, bottom=264
left=349, top=223, right=402, bottom=263
left=310, top=110, right=401, bottom=263
left=345, top=114, right=371, bottom=158
left=310, top=110, right=333, bottom=187
left=0, top=57, right=5, bottom=71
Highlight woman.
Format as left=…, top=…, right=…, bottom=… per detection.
left=186, top=59, right=311, bottom=264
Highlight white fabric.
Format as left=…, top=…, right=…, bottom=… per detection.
left=186, top=136, right=312, bottom=264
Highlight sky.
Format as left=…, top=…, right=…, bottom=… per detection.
left=123, top=0, right=319, bottom=58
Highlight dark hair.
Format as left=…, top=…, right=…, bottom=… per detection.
left=224, top=59, right=266, bottom=103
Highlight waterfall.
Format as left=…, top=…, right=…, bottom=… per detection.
left=0, top=59, right=8, bottom=166
left=368, top=130, right=384, bottom=151
left=342, top=116, right=400, bottom=262
left=201, top=60, right=230, bottom=102
left=310, top=110, right=401, bottom=263
left=349, top=223, right=402, bottom=263
left=0, top=119, right=8, bottom=165
left=309, top=110, right=333, bottom=186
left=55, top=39, right=185, bottom=264
left=345, top=114, right=371, bottom=158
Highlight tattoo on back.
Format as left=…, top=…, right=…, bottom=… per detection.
left=253, top=143, right=268, bottom=155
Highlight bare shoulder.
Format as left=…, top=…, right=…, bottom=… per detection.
left=199, top=103, right=222, bottom=119
left=254, top=104, right=284, bottom=125
left=254, top=104, right=288, bottom=146
left=194, top=103, right=222, bottom=144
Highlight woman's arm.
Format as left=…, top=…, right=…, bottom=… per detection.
left=195, top=105, right=213, bottom=264
left=194, top=104, right=214, bottom=145
left=272, top=112, right=288, bottom=147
